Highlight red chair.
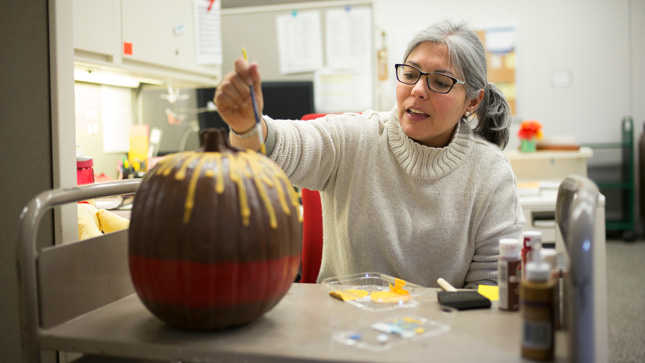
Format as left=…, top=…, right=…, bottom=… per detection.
left=300, top=188, right=323, bottom=283
left=298, top=113, right=328, bottom=283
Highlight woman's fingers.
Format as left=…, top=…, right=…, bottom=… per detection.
left=215, top=75, right=249, bottom=109
left=213, top=57, right=263, bottom=130
left=234, top=58, right=254, bottom=85
left=248, top=62, right=264, bottom=111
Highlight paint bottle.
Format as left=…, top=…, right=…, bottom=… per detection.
left=498, top=238, right=522, bottom=311
left=522, top=231, right=542, bottom=279
left=521, top=249, right=556, bottom=361
left=540, top=248, right=563, bottom=330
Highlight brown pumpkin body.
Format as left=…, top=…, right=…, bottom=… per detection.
left=128, top=129, right=302, bottom=330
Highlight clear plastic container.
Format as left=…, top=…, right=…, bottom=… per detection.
left=330, top=306, right=457, bottom=351
left=322, top=272, right=423, bottom=311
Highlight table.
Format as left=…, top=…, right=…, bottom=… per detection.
left=505, top=147, right=593, bottom=183
left=42, top=284, right=568, bottom=362
left=505, top=147, right=595, bottom=244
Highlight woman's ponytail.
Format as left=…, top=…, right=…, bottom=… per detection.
left=473, top=82, right=512, bottom=149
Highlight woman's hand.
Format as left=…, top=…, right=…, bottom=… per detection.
left=213, top=58, right=264, bottom=134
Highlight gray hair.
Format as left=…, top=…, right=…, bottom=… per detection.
left=403, top=20, right=511, bottom=149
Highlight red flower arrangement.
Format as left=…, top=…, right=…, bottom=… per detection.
left=518, top=120, right=543, bottom=140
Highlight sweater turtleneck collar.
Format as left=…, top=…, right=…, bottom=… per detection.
left=386, top=108, right=474, bottom=180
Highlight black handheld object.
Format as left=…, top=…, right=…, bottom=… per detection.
left=437, top=290, right=492, bottom=310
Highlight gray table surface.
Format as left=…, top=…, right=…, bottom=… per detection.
left=41, top=283, right=568, bottom=362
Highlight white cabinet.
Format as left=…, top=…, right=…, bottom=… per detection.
left=121, top=0, right=217, bottom=78
left=72, top=0, right=220, bottom=87
left=72, top=0, right=120, bottom=60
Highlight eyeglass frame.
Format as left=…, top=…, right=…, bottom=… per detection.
left=394, top=63, right=466, bottom=94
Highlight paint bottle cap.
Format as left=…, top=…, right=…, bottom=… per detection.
left=526, top=248, right=551, bottom=282
left=526, top=262, right=550, bottom=281
left=540, top=249, right=558, bottom=273
left=522, top=230, right=542, bottom=249
left=499, top=238, right=521, bottom=258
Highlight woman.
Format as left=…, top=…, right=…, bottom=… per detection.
left=214, top=20, right=525, bottom=288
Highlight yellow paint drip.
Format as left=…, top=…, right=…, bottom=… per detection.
left=183, top=156, right=207, bottom=224
left=174, top=153, right=200, bottom=180
left=228, top=154, right=251, bottom=226
left=214, top=154, right=224, bottom=194
left=261, top=175, right=274, bottom=187
left=242, top=152, right=277, bottom=229
left=153, top=154, right=179, bottom=177
left=272, top=174, right=291, bottom=216
left=153, top=149, right=301, bottom=228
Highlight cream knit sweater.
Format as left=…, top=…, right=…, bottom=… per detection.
left=264, top=109, right=525, bottom=288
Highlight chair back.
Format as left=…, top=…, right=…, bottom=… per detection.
left=298, top=113, right=329, bottom=283
left=555, top=175, right=598, bottom=363
left=16, top=179, right=141, bottom=362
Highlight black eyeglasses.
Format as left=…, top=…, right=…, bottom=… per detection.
left=394, top=64, right=466, bottom=94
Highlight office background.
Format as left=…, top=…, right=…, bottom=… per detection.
left=1, top=0, right=644, bottom=361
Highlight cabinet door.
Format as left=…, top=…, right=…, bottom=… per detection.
left=121, top=0, right=217, bottom=76
left=73, top=0, right=120, bottom=58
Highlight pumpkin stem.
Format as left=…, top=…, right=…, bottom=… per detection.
left=200, top=128, right=231, bottom=152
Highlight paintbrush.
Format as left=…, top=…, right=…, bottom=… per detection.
left=436, top=278, right=491, bottom=310
left=242, top=47, right=266, bottom=154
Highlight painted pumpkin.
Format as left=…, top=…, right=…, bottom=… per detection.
left=128, top=128, right=302, bottom=330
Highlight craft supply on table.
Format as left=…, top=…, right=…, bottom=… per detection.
left=521, top=248, right=556, bottom=361
left=330, top=278, right=410, bottom=303
left=477, top=285, right=499, bottom=301
left=323, top=273, right=422, bottom=311
left=522, top=230, right=543, bottom=279
left=436, top=278, right=492, bottom=311
left=498, top=238, right=522, bottom=311
left=330, top=309, right=456, bottom=352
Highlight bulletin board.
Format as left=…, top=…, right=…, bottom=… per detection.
left=476, top=27, right=517, bottom=116
left=220, top=1, right=375, bottom=113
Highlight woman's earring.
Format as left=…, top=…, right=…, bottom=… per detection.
left=465, top=112, right=470, bottom=117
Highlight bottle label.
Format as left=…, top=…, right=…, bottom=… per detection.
left=522, top=320, right=552, bottom=349
left=499, top=263, right=508, bottom=309
left=498, top=259, right=521, bottom=310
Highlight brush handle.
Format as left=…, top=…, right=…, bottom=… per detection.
left=437, top=278, right=458, bottom=292
left=248, top=84, right=265, bottom=154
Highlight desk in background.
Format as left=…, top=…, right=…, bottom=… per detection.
left=505, top=147, right=593, bottom=183
left=506, top=147, right=594, bottom=244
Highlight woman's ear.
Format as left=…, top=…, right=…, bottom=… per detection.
left=467, top=89, right=485, bottom=114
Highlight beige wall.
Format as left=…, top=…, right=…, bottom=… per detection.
left=0, top=0, right=55, bottom=362
left=74, top=82, right=132, bottom=179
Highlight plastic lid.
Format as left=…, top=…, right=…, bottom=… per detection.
left=525, top=261, right=551, bottom=281
left=522, top=230, right=542, bottom=248
left=76, top=144, right=92, bottom=162
left=499, top=238, right=521, bottom=258
left=77, top=159, right=93, bottom=168
left=525, top=246, right=552, bottom=281
left=540, top=249, right=557, bottom=272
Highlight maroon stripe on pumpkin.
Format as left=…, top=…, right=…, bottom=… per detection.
left=129, top=254, right=299, bottom=308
